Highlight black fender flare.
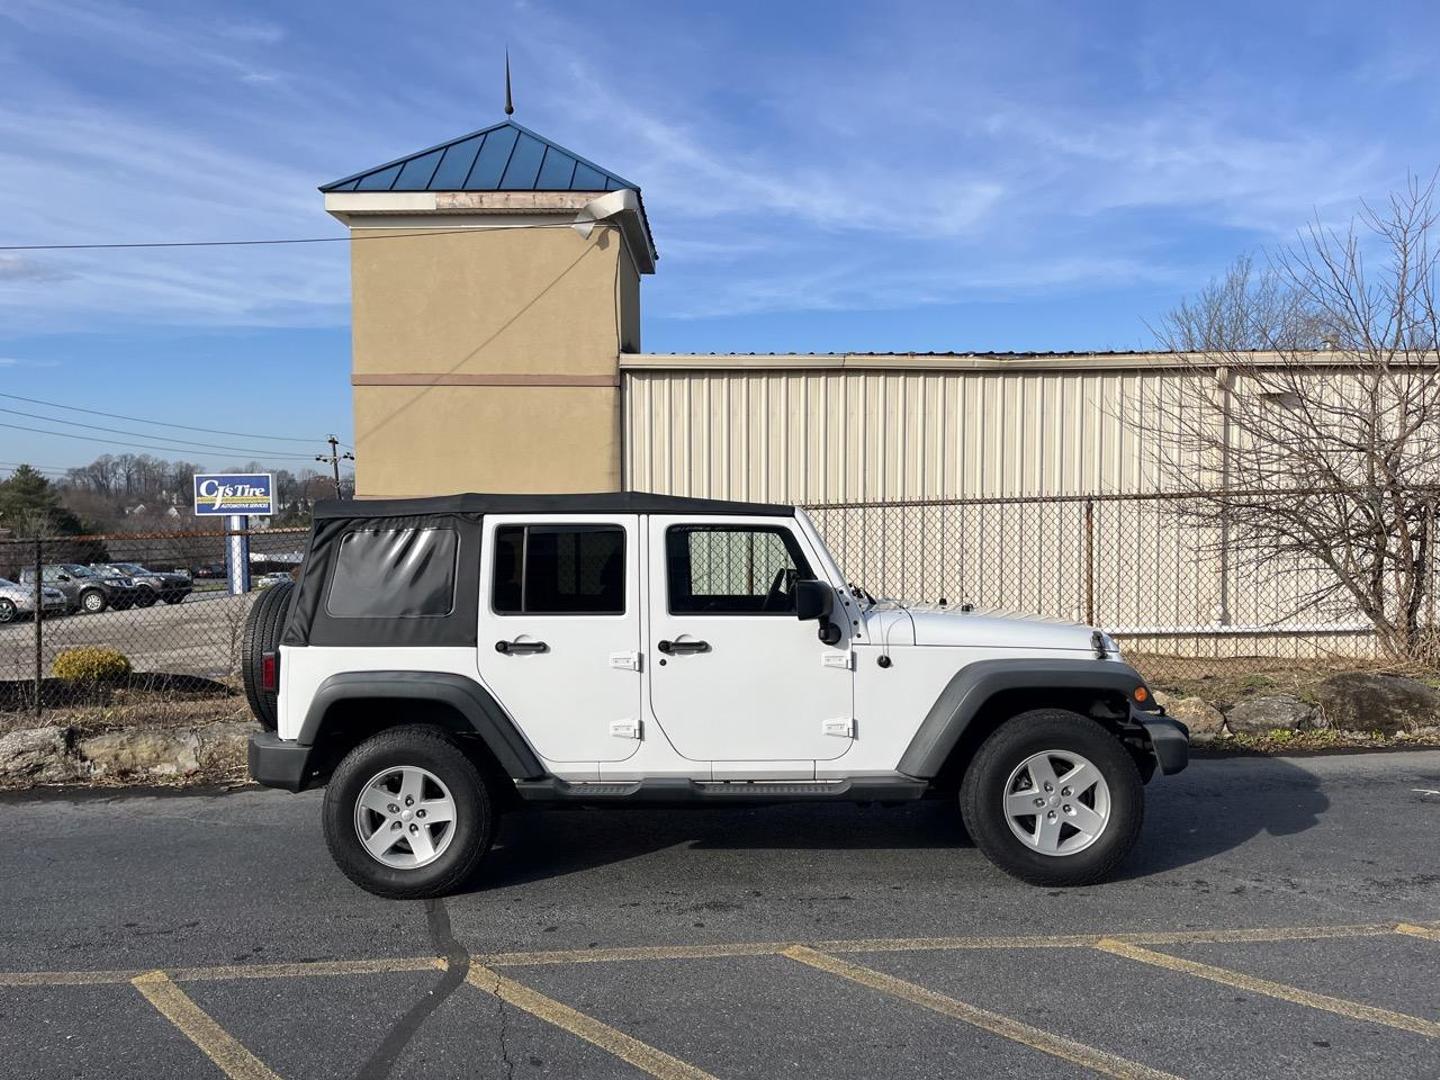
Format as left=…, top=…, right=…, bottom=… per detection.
left=897, top=658, right=1153, bottom=778
left=300, top=671, right=545, bottom=779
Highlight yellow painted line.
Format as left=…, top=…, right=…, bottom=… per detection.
left=1117, top=923, right=1397, bottom=946
left=461, top=962, right=717, bottom=1080
left=171, top=956, right=446, bottom=982
left=0, top=968, right=144, bottom=987
left=1396, top=923, right=1440, bottom=942
left=1095, top=939, right=1440, bottom=1039
left=0, top=920, right=1415, bottom=988
left=781, top=946, right=1180, bottom=1080
left=131, top=970, right=281, bottom=1080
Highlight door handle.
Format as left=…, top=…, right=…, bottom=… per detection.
left=495, top=639, right=549, bottom=655
left=657, top=639, right=710, bottom=655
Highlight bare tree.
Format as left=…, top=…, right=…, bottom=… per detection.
left=1149, top=175, right=1440, bottom=660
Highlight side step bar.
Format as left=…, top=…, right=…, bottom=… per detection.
left=513, top=776, right=929, bottom=806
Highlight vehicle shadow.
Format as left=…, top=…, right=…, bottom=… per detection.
left=478, top=799, right=971, bottom=890
left=473, top=755, right=1329, bottom=891
left=1115, top=752, right=1330, bottom=878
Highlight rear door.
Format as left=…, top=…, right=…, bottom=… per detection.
left=646, top=516, right=853, bottom=766
left=477, top=514, right=642, bottom=765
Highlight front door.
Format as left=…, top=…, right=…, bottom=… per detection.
left=477, top=514, right=641, bottom=764
left=646, top=516, right=853, bottom=764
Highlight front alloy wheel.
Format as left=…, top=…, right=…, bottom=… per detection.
left=1002, top=750, right=1111, bottom=856
left=961, top=709, right=1142, bottom=887
left=0, top=599, right=15, bottom=623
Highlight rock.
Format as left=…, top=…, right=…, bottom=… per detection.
left=1152, top=691, right=1226, bottom=740
left=78, top=729, right=201, bottom=778
left=194, top=721, right=257, bottom=769
left=0, top=725, right=80, bottom=784
left=1315, top=673, right=1440, bottom=735
left=1225, top=695, right=1312, bottom=734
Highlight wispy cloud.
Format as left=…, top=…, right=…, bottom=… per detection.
left=0, top=0, right=1432, bottom=336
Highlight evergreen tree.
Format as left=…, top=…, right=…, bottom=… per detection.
left=0, top=465, right=84, bottom=537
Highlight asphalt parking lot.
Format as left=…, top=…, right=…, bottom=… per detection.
left=2, top=751, right=1438, bottom=1079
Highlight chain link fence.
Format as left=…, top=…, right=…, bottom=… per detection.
left=4, top=492, right=1431, bottom=718
left=805, top=490, right=1428, bottom=683
left=0, top=527, right=307, bottom=715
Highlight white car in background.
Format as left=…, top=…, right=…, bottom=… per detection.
left=0, top=578, right=67, bottom=623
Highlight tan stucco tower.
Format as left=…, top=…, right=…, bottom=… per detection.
left=322, top=121, right=656, bottom=497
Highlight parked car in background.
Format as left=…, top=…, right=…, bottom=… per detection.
left=20, top=564, right=141, bottom=614
left=256, top=571, right=293, bottom=588
left=192, top=563, right=226, bottom=580
left=92, top=562, right=193, bottom=606
left=0, top=578, right=67, bottom=623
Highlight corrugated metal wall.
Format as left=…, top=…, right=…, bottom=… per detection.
left=622, top=359, right=1195, bottom=502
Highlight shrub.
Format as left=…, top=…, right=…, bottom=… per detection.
left=52, top=646, right=132, bottom=684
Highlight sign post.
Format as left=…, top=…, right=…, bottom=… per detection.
left=193, top=474, right=275, bottom=596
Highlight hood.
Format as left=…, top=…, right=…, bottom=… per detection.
left=867, top=604, right=1099, bottom=652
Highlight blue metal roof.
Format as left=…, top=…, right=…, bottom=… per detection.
left=320, top=120, right=639, bottom=194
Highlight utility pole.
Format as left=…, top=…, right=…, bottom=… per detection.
left=316, top=435, right=355, bottom=499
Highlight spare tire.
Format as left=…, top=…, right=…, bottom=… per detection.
left=241, top=581, right=295, bottom=731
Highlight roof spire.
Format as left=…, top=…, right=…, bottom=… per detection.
left=504, top=49, right=514, bottom=116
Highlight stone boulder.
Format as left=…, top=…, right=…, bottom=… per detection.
left=0, top=725, right=80, bottom=784
left=78, top=729, right=201, bottom=778
left=1225, top=695, right=1312, bottom=734
left=1315, top=673, right=1440, bottom=736
left=1152, top=692, right=1226, bottom=739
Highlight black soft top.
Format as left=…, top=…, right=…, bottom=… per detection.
left=311, top=491, right=794, bottom=520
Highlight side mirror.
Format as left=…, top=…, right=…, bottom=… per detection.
left=56, top=574, right=70, bottom=582
left=795, top=579, right=832, bottom=622
left=796, top=579, right=843, bottom=645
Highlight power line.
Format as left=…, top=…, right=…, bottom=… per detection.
left=0, top=405, right=315, bottom=458
left=0, top=220, right=613, bottom=253
left=0, top=419, right=317, bottom=461
left=0, top=391, right=321, bottom=444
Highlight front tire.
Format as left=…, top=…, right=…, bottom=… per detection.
left=323, top=726, right=496, bottom=899
left=0, top=599, right=15, bottom=624
left=135, top=589, right=158, bottom=608
left=960, top=709, right=1142, bottom=887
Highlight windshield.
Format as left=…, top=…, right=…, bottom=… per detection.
left=61, top=565, right=98, bottom=578
left=113, top=563, right=147, bottom=574
left=0, top=578, right=14, bottom=588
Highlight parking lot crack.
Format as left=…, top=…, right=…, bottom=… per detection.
left=353, top=898, right=470, bottom=1080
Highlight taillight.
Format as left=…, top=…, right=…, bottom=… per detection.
left=261, top=651, right=278, bottom=693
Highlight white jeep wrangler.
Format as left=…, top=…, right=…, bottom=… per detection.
left=245, top=493, right=1188, bottom=898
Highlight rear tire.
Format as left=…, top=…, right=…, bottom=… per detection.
left=323, top=726, right=496, bottom=899
left=0, top=599, right=15, bottom=624
left=960, top=709, right=1142, bottom=887
left=79, top=589, right=107, bottom=615
left=240, top=580, right=294, bottom=731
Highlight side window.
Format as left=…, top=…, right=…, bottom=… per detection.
left=41, top=567, right=62, bottom=582
left=666, top=525, right=813, bottom=615
left=492, top=525, right=626, bottom=615
left=325, top=528, right=458, bottom=618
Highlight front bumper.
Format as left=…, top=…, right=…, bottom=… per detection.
left=248, top=733, right=314, bottom=792
left=1136, top=710, right=1189, bottom=776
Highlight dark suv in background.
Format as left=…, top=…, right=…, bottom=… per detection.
left=92, top=563, right=193, bottom=607
left=20, top=564, right=141, bottom=614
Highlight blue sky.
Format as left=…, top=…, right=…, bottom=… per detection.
left=0, top=0, right=1436, bottom=475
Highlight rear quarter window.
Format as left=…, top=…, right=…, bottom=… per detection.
left=325, top=527, right=459, bottom=619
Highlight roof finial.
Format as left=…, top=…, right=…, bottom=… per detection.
left=504, top=49, right=514, bottom=116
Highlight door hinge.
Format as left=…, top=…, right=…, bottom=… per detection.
left=821, top=651, right=853, bottom=670
left=609, top=651, right=642, bottom=672
left=822, top=717, right=855, bottom=738
left=610, top=718, right=642, bottom=740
